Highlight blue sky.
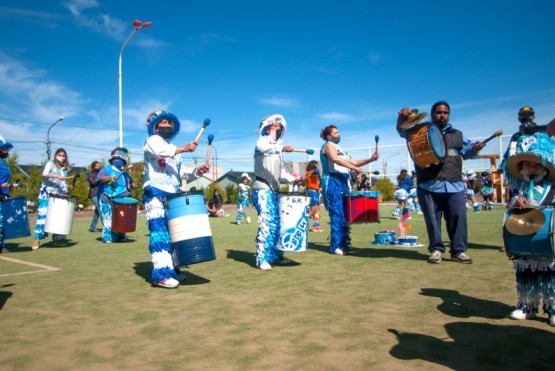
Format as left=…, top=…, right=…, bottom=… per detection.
left=1, top=0, right=554, bottom=176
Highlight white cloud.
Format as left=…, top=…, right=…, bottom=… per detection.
left=316, top=111, right=353, bottom=122
left=259, top=97, right=300, bottom=108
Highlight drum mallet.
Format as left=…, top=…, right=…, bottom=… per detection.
left=206, top=134, right=214, bottom=166
left=193, top=118, right=211, bottom=143
left=292, top=148, right=315, bottom=155
left=375, top=134, right=380, bottom=152
left=482, top=130, right=503, bottom=144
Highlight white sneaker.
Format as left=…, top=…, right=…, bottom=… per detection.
left=549, top=314, right=555, bottom=327
left=246, top=216, right=251, bottom=224
left=333, top=248, right=344, bottom=255
left=509, top=309, right=536, bottom=320
left=154, top=278, right=179, bottom=288
left=259, top=262, right=272, bottom=271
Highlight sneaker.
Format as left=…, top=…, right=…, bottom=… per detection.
left=0, top=247, right=9, bottom=253
left=313, top=226, right=324, bottom=232
left=246, top=216, right=251, bottom=224
left=259, top=262, right=272, bottom=271
left=89, top=229, right=96, bottom=232
left=549, top=314, right=555, bottom=327
left=32, top=240, right=40, bottom=250
left=333, top=248, right=345, bottom=256
left=509, top=309, right=536, bottom=320
left=393, top=215, right=400, bottom=220
left=451, top=252, right=473, bottom=264
left=428, top=250, right=442, bottom=263
left=154, top=278, right=179, bottom=288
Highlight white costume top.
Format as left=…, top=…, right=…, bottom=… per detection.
left=143, top=135, right=198, bottom=193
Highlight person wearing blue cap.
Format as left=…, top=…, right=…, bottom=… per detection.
left=142, top=110, right=210, bottom=289
left=0, top=135, right=14, bottom=253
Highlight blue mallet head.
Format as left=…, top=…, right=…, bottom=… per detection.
left=375, top=134, right=380, bottom=143
left=207, top=134, right=214, bottom=144
left=306, top=148, right=315, bottom=155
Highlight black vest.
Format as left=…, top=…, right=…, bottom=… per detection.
left=416, top=128, right=464, bottom=183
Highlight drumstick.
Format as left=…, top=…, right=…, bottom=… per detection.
left=291, top=148, right=315, bottom=155
left=206, top=134, right=214, bottom=166
left=193, top=118, right=211, bottom=143
left=375, top=134, right=380, bottom=153
left=482, top=130, right=503, bottom=144
left=71, top=173, right=80, bottom=188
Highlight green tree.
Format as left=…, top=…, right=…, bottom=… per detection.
left=374, top=178, right=395, bottom=201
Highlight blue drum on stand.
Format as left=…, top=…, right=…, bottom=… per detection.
left=503, top=207, right=555, bottom=260
left=165, top=191, right=216, bottom=266
left=1, top=196, right=31, bottom=239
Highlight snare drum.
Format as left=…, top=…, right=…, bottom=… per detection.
left=0, top=196, right=31, bottom=239
left=343, top=191, right=380, bottom=223
left=503, top=208, right=555, bottom=260
left=165, top=191, right=216, bottom=266
left=277, top=192, right=309, bottom=252
left=406, top=122, right=447, bottom=168
left=44, top=194, right=76, bottom=235
left=112, top=197, right=138, bottom=233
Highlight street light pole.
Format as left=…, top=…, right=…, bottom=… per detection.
left=383, top=152, right=400, bottom=178
left=46, top=117, right=64, bottom=160
left=118, top=19, right=152, bottom=147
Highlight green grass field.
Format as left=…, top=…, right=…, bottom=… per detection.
left=0, top=205, right=553, bottom=370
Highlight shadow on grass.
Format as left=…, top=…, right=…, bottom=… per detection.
left=420, top=288, right=513, bottom=319
left=468, top=242, right=503, bottom=251
left=310, top=241, right=426, bottom=261
left=388, top=322, right=555, bottom=370
left=0, top=284, right=15, bottom=310
left=133, top=262, right=211, bottom=285
left=226, top=249, right=302, bottom=268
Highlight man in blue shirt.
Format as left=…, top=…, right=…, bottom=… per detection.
left=397, top=102, right=485, bottom=264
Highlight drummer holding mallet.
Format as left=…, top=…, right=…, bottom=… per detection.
left=0, top=135, right=14, bottom=253
left=396, top=102, right=485, bottom=264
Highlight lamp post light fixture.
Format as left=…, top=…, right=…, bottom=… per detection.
left=46, top=116, right=64, bottom=160
left=118, top=19, right=152, bottom=147
left=382, top=152, right=400, bottom=178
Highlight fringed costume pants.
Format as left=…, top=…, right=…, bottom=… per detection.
left=252, top=188, right=283, bottom=266
left=143, top=187, right=179, bottom=283
left=514, top=259, right=555, bottom=316
left=99, top=198, right=126, bottom=243
left=323, top=173, right=350, bottom=253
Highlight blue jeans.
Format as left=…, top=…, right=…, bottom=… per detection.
left=89, top=196, right=102, bottom=231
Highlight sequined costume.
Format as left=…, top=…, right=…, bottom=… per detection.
left=505, top=133, right=555, bottom=325
left=252, top=114, right=297, bottom=269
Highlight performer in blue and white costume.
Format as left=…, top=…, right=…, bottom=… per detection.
left=252, top=114, right=299, bottom=271
left=32, top=148, right=73, bottom=250
left=504, top=132, right=555, bottom=327
left=0, top=135, right=14, bottom=253
left=143, top=110, right=209, bottom=288
left=320, top=125, right=379, bottom=255
left=236, top=172, right=252, bottom=225
left=97, top=147, right=132, bottom=244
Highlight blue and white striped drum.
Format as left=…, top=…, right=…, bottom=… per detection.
left=0, top=196, right=31, bottom=239
left=277, top=192, right=309, bottom=252
left=165, top=191, right=216, bottom=266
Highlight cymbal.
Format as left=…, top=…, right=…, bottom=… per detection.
left=398, top=109, right=428, bottom=130
left=505, top=208, right=546, bottom=236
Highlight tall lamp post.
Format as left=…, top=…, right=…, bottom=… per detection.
left=118, top=19, right=152, bottom=147
left=46, top=116, right=64, bottom=160
left=383, top=152, right=400, bottom=178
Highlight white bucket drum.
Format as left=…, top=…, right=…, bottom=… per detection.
left=277, top=192, right=310, bottom=252
left=44, top=194, right=76, bottom=235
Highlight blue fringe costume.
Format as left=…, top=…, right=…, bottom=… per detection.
left=252, top=188, right=282, bottom=266
left=505, top=133, right=555, bottom=323
left=320, top=141, right=352, bottom=253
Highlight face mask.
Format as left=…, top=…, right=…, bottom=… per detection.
left=113, top=160, right=125, bottom=169
left=0, top=152, right=8, bottom=159
left=56, top=155, right=65, bottom=164
left=157, top=126, right=173, bottom=140
left=329, top=136, right=341, bottom=145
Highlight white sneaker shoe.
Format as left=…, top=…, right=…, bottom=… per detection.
left=154, top=278, right=179, bottom=288
left=333, top=248, right=344, bottom=255
left=246, top=216, right=251, bottom=224
left=509, top=309, right=536, bottom=320
left=259, top=262, right=272, bottom=271
left=549, top=314, right=555, bottom=327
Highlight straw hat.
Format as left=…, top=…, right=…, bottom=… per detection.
left=505, top=133, right=555, bottom=182
left=397, top=109, right=427, bottom=130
